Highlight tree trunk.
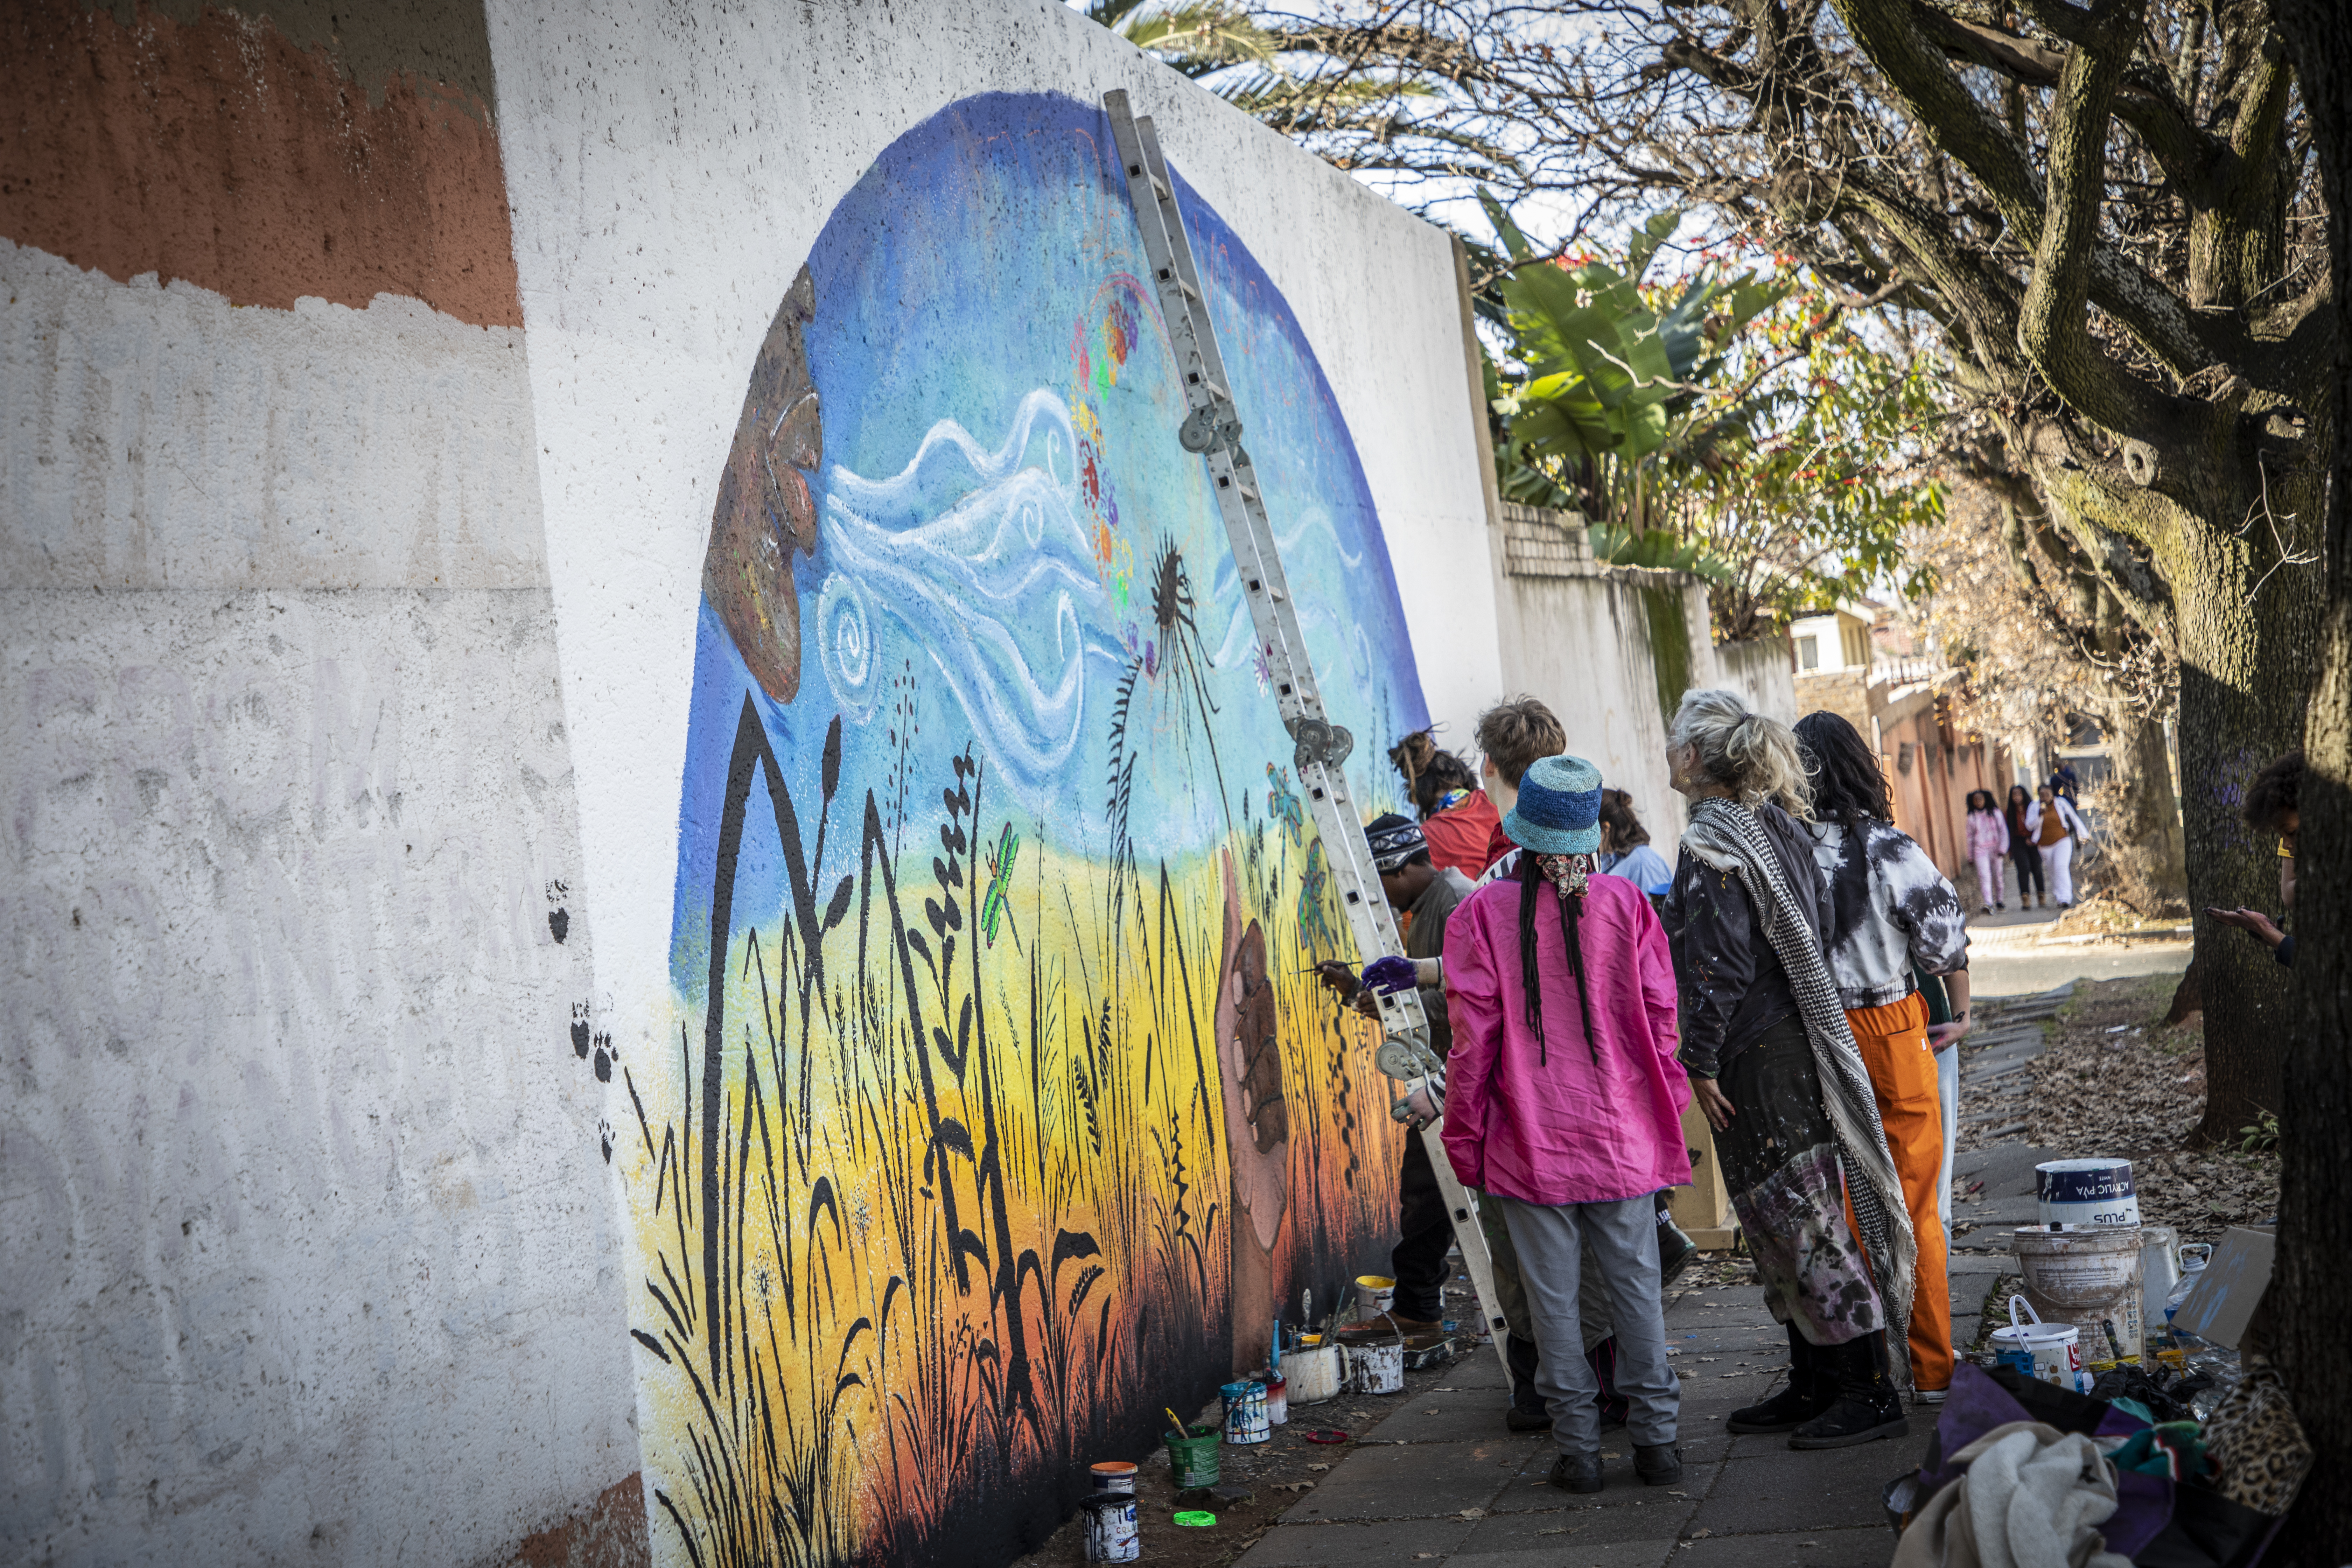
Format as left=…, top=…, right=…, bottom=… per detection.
left=2267, top=0, right=2349, bottom=1555
left=2171, top=521, right=2324, bottom=1142
left=2082, top=701, right=2186, bottom=911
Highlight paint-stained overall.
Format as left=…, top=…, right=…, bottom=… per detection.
left=629, top=94, right=1426, bottom=1568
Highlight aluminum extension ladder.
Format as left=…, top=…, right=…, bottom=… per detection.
left=1102, top=90, right=1511, bottom=1380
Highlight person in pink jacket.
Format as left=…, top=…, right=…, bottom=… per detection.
left=1964, top=791, right=2009, bottom=913
left=1443, top=754, right=1692, bottom=1495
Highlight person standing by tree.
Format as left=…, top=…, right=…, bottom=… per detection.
left=2026, top=785, right=2089, bottom=910
left=1442, top=756, right=1690, bottom=1493
left=1965, top=791, right=2008, bottom=913
left=1792, top=713, right=1971, bottom=1405
left=2003, top=785, right=2047, bottom=910
left=1663, top=690, right=1916, bottom=1451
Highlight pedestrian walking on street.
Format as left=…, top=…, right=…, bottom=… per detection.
left=1793, top=712, right=1971, bottom=1403
left=2025, top=784, right=2087, bottom=908
left=1442, top=755, right=1691, bottom=1494
left=2003, top=784, right=2046, bottom=908
left=1964, top=790, right=2007, bottom=912
left=1661, top=689, right=1917, bottom=1451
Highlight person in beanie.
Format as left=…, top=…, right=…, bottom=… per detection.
left=1316, top=813, right=1470, bottom=1330
left=1442, top=755, right=1690, bottom=1494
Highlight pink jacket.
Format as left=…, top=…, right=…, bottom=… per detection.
left=1441, top=874, right=1692, bottom=1206
left=1966, top=809, right=2007, bottom=859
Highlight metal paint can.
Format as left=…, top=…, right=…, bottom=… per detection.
left=1088, top=1461, right=1138, bottom=1494
left=1264, top=1370, right=1288, bottom=1426
left=1285, top=1341, right=1343, bottom=1406
left=1349, top=1339, right=1405, bottom=1395
left=1164, top=1424, right=1220, bottom=1488
left=1220, top=1379, right=1269, bottom=1444
left=1081, top=1491, right=1140, bottom=1563
left=1353, top=1274, right=1397, bottom=1321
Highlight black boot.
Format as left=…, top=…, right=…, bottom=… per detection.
left=1727, top=1323, right=1835, bottom=1433
left=1789, top=1331, right=1909, bottom=1450
left=1505, top=1332, right=1551, bottom=1432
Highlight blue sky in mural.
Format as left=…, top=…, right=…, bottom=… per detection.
left=671, top=91, right=1427, bottom=976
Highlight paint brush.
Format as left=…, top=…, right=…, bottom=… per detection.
left=1166, top=1406, right=1189, bottom=1437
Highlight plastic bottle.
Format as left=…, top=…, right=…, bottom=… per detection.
left=2164, top=1242, right=2212, bottom=1328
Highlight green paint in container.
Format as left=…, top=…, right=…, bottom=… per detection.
left=1165, top=1423, right=1220, bottom=1489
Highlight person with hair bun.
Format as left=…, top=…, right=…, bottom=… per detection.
left=1790, top=711, right=1970, bottom=1406
left=1391, top=729, right=1503, bottom=880
left=1442, top=756, right=1690, bottom=1494
left=1660, top=689, right=1917, bottom=1451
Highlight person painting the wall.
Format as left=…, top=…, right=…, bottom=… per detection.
left=1792, top=712, right=1970, bottom=1408
left=1964, top=790, right=2008, bottom=913
left=1391, top=730, right=1502, bottom=880
left=1442, top=756, right=1690, bottom=1494
left=1661, top=688, right=1916, bottom=1452
left=1475, top=697, right=1568, bottom=873
left=2025, top=783, right=2088, bottom=910
left=2002, top=784, right=2047, bottom=909
left=2208, top=750, right=2303, bottom=967
left=1598, top=789, right=1674, bottom=895
left=1314, top=814, right=1471, bottom=1332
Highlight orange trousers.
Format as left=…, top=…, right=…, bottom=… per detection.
left=1845, top=993, right=1952, bottom=1392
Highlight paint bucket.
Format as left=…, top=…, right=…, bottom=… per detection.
left=2138, top=1225, right=2181, bottom=1330
left=1354, top=1275, right=1396, bottom=1321
left=1221, top=1379, right=1269, bottom=1444
left=1988, top=1294, right=2086, bottom=1393
left=2035, top=1158, right=2141, bottom=1227
left=1165, top=1424, right=1220, bottom=1488
left=1286, top=1340, right=1343, bottom=1406
left=1081, top=1491, right=1140, bottom=1563
left=1089, top=1461, right=1138, bottom=1494
left=1264, top=1370, right=1288, bottom=1426
left=1348, top=1338, right=1405, bottom=1395
left=2011, top=1223, right=2144, bottom=1353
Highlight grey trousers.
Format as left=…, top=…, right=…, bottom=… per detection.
left=1496, top=1193, right=1679, bottom=1453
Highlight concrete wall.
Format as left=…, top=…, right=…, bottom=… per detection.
left=0, top=5, right=636, bottom=1564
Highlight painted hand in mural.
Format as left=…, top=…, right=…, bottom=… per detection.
left=704, top=264, right=824, bottom=701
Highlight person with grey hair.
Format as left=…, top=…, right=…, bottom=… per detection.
left=1658, top=689, right=1918, bottom=1451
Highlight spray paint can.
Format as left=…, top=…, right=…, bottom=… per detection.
left=1081, top=1491, right=1140, bottom=1563
left=1220, top=1379, right=1269, bottom=1444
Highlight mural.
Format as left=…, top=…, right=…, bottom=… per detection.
left=627, top=92, right=1432, bottom=1568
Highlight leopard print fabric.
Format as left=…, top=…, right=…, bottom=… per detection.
left=2201, top=1356, right=2313, bottom=1516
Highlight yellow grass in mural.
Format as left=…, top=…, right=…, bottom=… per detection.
left=618, top=739, right=1399, bottom=1568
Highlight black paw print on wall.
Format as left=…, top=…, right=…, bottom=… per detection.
left=568, top=1000, right=618, bottom=1162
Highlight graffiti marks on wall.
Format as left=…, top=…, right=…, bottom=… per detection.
left=626, top=93, right=1427, bottom=1568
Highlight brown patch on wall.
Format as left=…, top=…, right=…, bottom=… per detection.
left=506, top=1473, right=651, bottom=1568
left=0, top=0, right=521, bottom=326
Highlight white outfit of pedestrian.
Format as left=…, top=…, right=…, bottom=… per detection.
left=2023, top=798, right=2088, bottom=906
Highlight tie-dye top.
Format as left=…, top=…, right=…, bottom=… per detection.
left=1801, top=818, right=1970, bottom=1010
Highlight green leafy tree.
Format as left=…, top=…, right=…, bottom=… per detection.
left=1484, top=205, right=1945, bottom=639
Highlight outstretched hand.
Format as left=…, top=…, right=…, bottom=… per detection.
left=2206, top=906, right=2286, bottom=948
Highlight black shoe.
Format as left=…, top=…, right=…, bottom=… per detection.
left=1549, top=1452, right=1604, bottom=1493
left=1727, top=1323, right=1835, bottom=1433
left=1658, top=1220, right=1699, bottom=1288
left=1635, top=1443, right=1683, bottom=1486
left=1506, top=1405, right=1553, bottom=1433
left=1789, top=1333, right=1909, bottom=1450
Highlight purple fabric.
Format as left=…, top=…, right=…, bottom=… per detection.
left=1441, top=875, right=1690, bottom=1204
left=1919, top=1365, right=2173, bottom=1556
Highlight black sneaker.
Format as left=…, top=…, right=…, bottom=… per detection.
left=1549, top=1452, right=1604, bottom=1493
left=1635, top=1443, right=1683, bottom=1486
left=1506, top=1405, right=1554, bottom=1433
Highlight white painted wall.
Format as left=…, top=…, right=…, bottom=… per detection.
left=0, top=240, right=635, bottom=1565
left=484, top=0, right=1502, bottom=1118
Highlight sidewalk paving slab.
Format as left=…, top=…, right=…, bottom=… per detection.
left=1279, top=1437, right=1538, bottom=1523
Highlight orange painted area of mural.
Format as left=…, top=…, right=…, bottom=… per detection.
left=623, top=815, right=1397, bottom=1566
left=0, top=0, right=522, bottom=326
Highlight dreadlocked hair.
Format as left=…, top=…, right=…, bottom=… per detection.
left=1516, top=852, right=1598, bottom=1068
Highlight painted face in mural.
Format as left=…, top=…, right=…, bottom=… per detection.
left=703, top=264, right=823, bottom=700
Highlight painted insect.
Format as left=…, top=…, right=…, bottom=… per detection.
left=1266, top=763, right=1306, bottom=847
left=1297, top=839, right=1338, bottom=957
left=981, top=821, right=1022, bottom=950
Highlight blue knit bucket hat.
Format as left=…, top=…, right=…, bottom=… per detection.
left=1502, top=754, right=1604, bottom=856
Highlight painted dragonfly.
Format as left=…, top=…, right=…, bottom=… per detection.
left=1297, top=838, right=1339, bottom=958
left=1266, top=762, right=1306, bottom=847
left=980, top=820, right=1022, bottom=951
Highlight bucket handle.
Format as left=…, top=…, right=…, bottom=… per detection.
left=2007, top=1294, right=2044, bottom=1331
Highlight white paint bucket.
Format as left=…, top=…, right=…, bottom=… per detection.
left=1988, top=1294, right=2086, bottom=1393
left=1354, top=1274, right=1396, bottom=1321
left=2011, top=1224, right=2144, bottom=1356
left=1220, top=1379, right=1268, bottom=1444
left=2035, top=1159, right=2141, bottom=1227
left=1286, top=1340, right=1343, bottom=1406
left=1264, top=1370, right=1288, bottom=1426
left=1081, top=1491, right=1140, bottom=1563
left=2138, top=1225, right=2181, bottom=1321
left=1349, top=1338, right=1405, bottom=1395
left=1088, top=1461, right=1137, bottom=1494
